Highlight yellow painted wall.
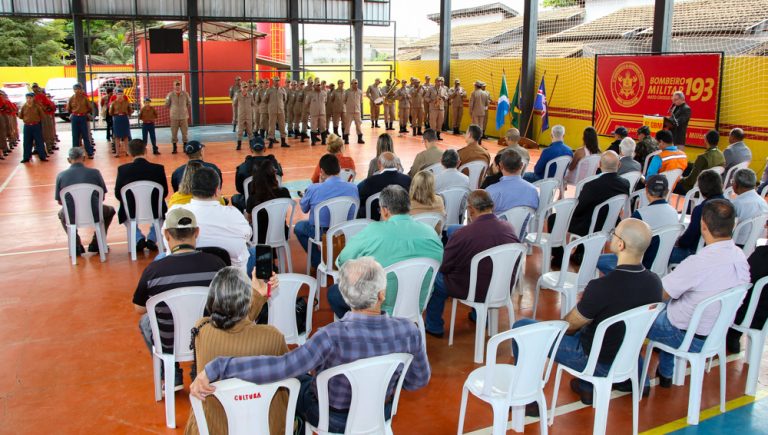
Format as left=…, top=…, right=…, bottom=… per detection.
left=0, top=66, right=66, bottom=88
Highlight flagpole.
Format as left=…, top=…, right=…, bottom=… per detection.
left=523, top=70, right=545, bottom=139
left=548, top=74, right=560, bottom=108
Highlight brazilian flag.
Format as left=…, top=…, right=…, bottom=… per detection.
left=511, top=75, right=522, bottom=128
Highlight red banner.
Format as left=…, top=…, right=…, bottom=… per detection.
left=594, top=53, right=722, bottom=147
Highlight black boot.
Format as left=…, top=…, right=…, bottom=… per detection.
left=357, top=134, right=365, bottom=144
left=300, top=131, right=306, bottom=143
left=453, top=127, right=460, bottom=135
left=321, top=132, right=328, bottom=145
left=343, top=134, right=349, bottom=145
left=153, top=146, right=160, bottom=155
left=268, top=138, right=276, bottom=149
left=412, top=127, right=417, bottom=136
left=172, top=143, right=178, bottom=154
left=281, top=137, right=290, bottom=148
left=417, top=127, right=423, bottom=136
left=232, top=123, right=236, bottom=132
left=335, top=126, right=340, bottom=136
left=437, top=132, right=443, bottom=141
left=236, top=140, right=242, bottom=150
left=310, top=131, right=318, bottom=146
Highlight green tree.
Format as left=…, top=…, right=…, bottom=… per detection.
left=91, top=29, right=135, bottom=64
left=0, top=18, right=68, bottom=66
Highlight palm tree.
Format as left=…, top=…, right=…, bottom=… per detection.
left=92, top=29, right=134, bottom=65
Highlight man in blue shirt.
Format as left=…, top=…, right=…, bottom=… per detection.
left=295, top=154, right=359, bottom=267
left=486, top=148, right=539, bottom=214
left=523, top=124, right=573, bottom=182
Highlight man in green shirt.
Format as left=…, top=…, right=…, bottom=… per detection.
left=675, top=129, right=726, bottom=194
left=327, top=185, right=444, bottom=318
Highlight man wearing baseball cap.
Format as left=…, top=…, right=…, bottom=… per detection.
left=170, top=140, right=223, bottom=192
left=65, top=83, right=95, bottom=158
left=597, top=174, right=679, bottom=274
left=231, top=136, right=284, bottom=211
left=133, top=207, right=227, bottom=390
left=607, top=126, right=628, bottom=154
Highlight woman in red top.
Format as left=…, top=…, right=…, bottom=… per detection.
left=310, top=133, right=356, bottom=183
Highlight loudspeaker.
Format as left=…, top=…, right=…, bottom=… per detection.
left=149, top=29, right=184, bottom=54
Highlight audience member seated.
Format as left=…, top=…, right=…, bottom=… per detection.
left=408, top=129, right=443, bottom=177
left=311, top=133, right=355, bottom=183
left=186, top=267, right=287, bottom=435
left=634, top=125, right=659, bottom=169
left=168, top=167, right=253, bottom=271
left=731, top=168, right=768, bottom=246
left=727, top=245, right=768, bottom=353
left=758, top=160, right=768, bottom=194
left=646, top=130, right=687, bottom=178
left=367, top=133, right=403, bottom=178
left=357, top=152, right=411, bottom=220
left=435, top=149, right=470, bottom=192
left=500, top=127, right=530, bottom=166
left=295, top=154, right=359, bottom=268
left=669, top=169, right=724, bottom=264
left=675, top=129, right=725, bottom=195
left=566, top=151, right=629, bottom=237
left=133, top=208, right=227, bottom=389
left=190, top=257, right=431, bottom=434
left=724, top=128, right=752, bottom=171
left=606, top=126, right=628, bottom=154
left=327, top=186, right=443, bottom=318
left=424, top=190, right=519, bottom=337
left=617, top=137, right=642, bottom=176
left=244, top=160, right=292, bottom=244
left=232, top=137, right=283, bottom=211
left=409, top=171, right=445, bottom=233
left=597, top=175, right=678, bottom=274
left=55, top=147, right=116, bottom=255
left=168, top=162, right=226, bottom=207
left=114, top=138, right=168, bottom=253
left=565, top=126, right=601, bottom=185
left=523, top=124, right=573, bottom=183
left=644, top=199, right=750, bottom=388
left=514, top=219, right=663, bottom=406
left=457, top=124, right=490, bottom=167
left=170, top=141, right=223, bottom=192
left=485, top=148, right=539, bottom=214
left=480, top=153, right=503, bottom=189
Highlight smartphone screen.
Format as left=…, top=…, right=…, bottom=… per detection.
left=254, top=245, right=274, bottom=280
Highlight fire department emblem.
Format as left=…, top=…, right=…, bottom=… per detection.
left=610, top=62, right=645, bottom=108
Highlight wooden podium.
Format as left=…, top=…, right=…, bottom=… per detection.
left=643, top=115, right=665, bottom=132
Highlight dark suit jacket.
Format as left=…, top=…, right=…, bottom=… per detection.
left=114, top=158, right=168, bottom=223
left=235, top=155, right=283, bottom=195
left=356, top=169, right=411, bottom=220
left=671, top=103, right=691, bottom=145
left=569, top=172, right=630, bottom=236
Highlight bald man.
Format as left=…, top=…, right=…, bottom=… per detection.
left=568, top=151, right=631, bottom=237
left=513, top=218, right=663, bottom=406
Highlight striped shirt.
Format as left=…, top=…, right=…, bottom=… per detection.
left=132, top=251, right=226, bottom=353
left=205, top=311, right=431, bottom=410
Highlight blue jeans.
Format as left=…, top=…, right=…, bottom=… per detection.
left=597, top=254, right=618, bottom=275
left=327, top=284, right=350, bottom=319
left=445, top=224, right=463, bottom=240
left=142, top=123, right=157, bottom=148
left=22, top=123, right=47, bottom=160
left=522, top=172, right=541, bottom=183
left=669, top=247, right=694, bottom=265
left=134, top=225, right=157, bottom=243
left=70, top=115, right=93, bottom=155
left=294, top=220, right=324, bottom=268
left=425, top=272, right=447, bottom=334
left=644, top=309, right=704, bottom=381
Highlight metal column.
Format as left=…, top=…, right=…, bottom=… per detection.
left=439, top=0, right=451, bottom=131
left=290, top=0, right=301, bottom=80
left=352, top=0, right=364, bottom=86
left=520, top=0, right=538, bottom=140
left=71, top=0, right=87, bottom=86
left=187, top=0, right=200, bottom=125
left=652, top=0, right=674, bottom=53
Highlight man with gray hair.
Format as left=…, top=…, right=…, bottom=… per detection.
left=357, top=151, right=411, bottom=220
left=567, top=151, right=630, bottom=237
left=524, top=124, right=573, bottom=182
left=669, top=91, right=691, bottom=146
left=724, top=128, right=752, bottom=171
left=731, top=168, right=768, bottom=246
left=328, top=185, right=443, bottom=318
left=55, top=147, right=116, bottom=255
left=435, top=149, right=470, bottom=192
left=617, top=137, right=642, bottom=176
left=191, top=256, right=431, bottom=434
left=501, top=127, right=530, bottom=165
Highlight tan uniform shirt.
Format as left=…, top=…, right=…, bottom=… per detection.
left=233, top=91, right=255, bottom=119
left=165, top=91, right=191, bottom=120
left=306, top=90, right=327, bottom=117
left=329, top=89, right=345, bottom=113
left=426, top=85, right=448, bottom=111
left=458, top=142, right=491, bottom=166
left=449, top=86, right=466, bottom=108
left=66, top=93, right=92, bottom=115
left=257, top=88, right=269, bottom=112
left=19, top=101, right=45, bottom=123
left=410, top=85, right=425, bottom=106
left=396, top=86, right=411, bottom=108
left=139, top=106, right=158, bottom=123
left=266, top=87, right=286, bottom=114
left=108, top=98, right=132, bottom=116
left=469, top=89, right=489, bottom=117
left=343, top=88, right=363, bottom=114
left=366, top=85, right=382, bottom=102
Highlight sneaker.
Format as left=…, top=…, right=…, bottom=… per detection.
left=20, top=159, right=30, bottom=163
left=145, top=240, right=158, bottom=252
left=613, top=380, right=650, bottom=397
left=425, top=329, right=444, bottom=339
left=570, top=378, right=593, bottom=405
left=136, top=238, right=147, bottom=252
left=656, top=368, right=672, bottom=388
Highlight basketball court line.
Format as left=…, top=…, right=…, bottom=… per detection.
left=0, top=163, right=22, bottom=194
left=0, top=241, right=127, bottom=257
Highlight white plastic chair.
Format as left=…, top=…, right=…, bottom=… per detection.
left=339, top=168, right=356, bottom=183
left=723, top=186, right=735, bottom=199
left=305, top=353, right=414, bottom=435
left=268, top=273, right=317, bottom=345
left=660, top=169, right=683, bottom=200
left=709, top=165, right=725, bottom=176
left=734, top=213, right=768, bottom=257
left=386, top=258, right=441, bottom=348
left=640, top=284, right=750, bottom=425
left=586, top=194, right=628, bottom=235
left=449, top=243, right=527, bottom=363
left=365, top=192, right=382, bottom=220
left=624, top=188, right=650, bottom=218
left=760, top=183, right=768, bottom=199
left=458, top=321, right=568, bottom=435
left=459, top=160, right=488, bottom=190
left=678, top=186, right=703, bottom=225
left=411, top=212, right=445, bottom=234
left=190, top=377, right=300, bottom=435
left=723, top=161, right=750, bottom=188
left=424, top=162, right=444, bottom=175
left=528, top=179, right=561, bottom=249
left=305, top=196, right=359, bottom=276
left=533, top=231, right=607, bottom=319
left=525, top=198, right=578, bottom=276
left=146, top=286, right=209, bottom=428
left=438, top=187, right=470, bottom=226
left=642, top=150, right=661, bottom=175
left=550, top=303, right=665, bottom=435
left=566, top=154, right=601, bottom=188
left=251, top=198, right=296, bottom=273
left=649, top=224, right=685, bottom=277
left=60, top=183, right=108, bottom=265
left=497, top=206, right=535, bottom=241
left=543, top=155, right=572, bottom=199
left=317, top=218, right=372, bottom=289
left=620, top=170, right=642, bottom=192
left=120, top=181, right=166, bottom=261
left=242, top=176, right=253, bottom=205
left=573, top=173, right=601, bottom=197
left=731, top=276, right=768, bottom=396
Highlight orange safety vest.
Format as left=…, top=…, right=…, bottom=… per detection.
left=659, top=149, right=688, bottom=173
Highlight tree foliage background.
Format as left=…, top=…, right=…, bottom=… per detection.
left=0, top=18, right=68, bottom=66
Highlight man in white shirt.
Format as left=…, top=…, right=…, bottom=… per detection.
left=167, top=167, right=253, bottom=270
left=435, top=149, right=469, bottom=192
left=731, top=168, right=768, bottom=246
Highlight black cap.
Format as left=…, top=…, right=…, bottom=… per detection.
left=646, top=174, right=669, bottom=197
left=613, top=126, right=628, bottom=137
left=184, top=140, right=204, bottom=154
left=249, top=136, right=265, bottom=151
left=637, top=125, right=651, bottom=136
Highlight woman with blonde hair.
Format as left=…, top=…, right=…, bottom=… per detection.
left=169, top=161, right=226, bottom=206
left=310, top=133, right=356, bottom=183
left=409, top=170, right=445, bottom=233
left=366, top=133, right=404, bottom=177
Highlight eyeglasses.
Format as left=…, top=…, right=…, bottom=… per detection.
left=608, top=228, right=624, bottom=244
